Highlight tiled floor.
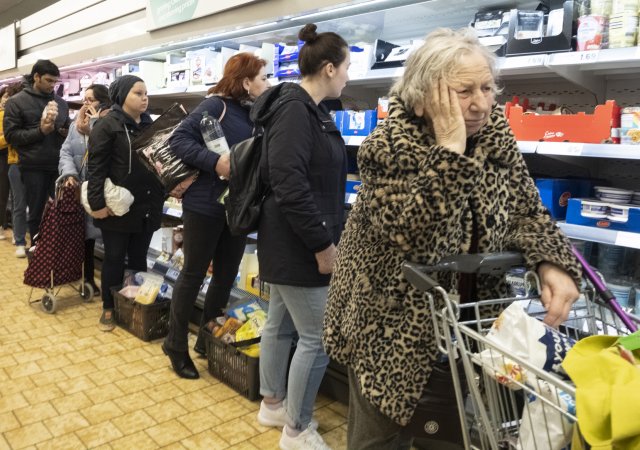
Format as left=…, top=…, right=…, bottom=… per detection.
left=0, top=230, right=348, bottom=449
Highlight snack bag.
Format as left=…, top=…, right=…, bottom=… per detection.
left=227, top=299, right=263, bottom=322
left=235, top=309, right=267, bottom=357
left=477, top=302, right=575, bottom=389
left=214, top=317, right=243, bottom=340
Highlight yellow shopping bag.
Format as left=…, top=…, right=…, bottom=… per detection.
left=563, top=334, right=640, bottom=450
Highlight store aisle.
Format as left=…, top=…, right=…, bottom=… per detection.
left=0, top=235, right=348, bottom=449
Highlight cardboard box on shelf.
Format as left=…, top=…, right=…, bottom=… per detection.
left=535, top=178, right=593, bottom=219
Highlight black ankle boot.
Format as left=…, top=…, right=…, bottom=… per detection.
left=162, top=343, right=199, bottom=379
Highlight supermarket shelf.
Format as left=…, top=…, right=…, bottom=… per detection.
left=547, top=47, right=640, bottom=71
left=558, top=222, right=640, bottom=250
left=517, top=141, right=537, bottom=154
left=534, top=142, right=640, bottom=159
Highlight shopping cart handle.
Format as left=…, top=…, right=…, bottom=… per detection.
left=403, top=252, right=525, bottom=290
left=402, top=262, right=441, bottom=291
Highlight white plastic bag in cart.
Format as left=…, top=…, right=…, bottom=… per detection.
left=517, top=381, right=575, bottom=450
left=477, top=302, right=576, bottom=389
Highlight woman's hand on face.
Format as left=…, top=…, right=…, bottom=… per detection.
left=538, top=262, right=580, bottom=328
left=91, top=207, right=113, bottom=219
left=425, top=79, right=467, bottom=155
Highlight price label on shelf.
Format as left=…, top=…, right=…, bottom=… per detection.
left=526, top=54, right=546, bottom=66
left=578, top=51, right=599, bottom=63
left=615, top=231, right=640, bottom=249
left=564, top=143, right=584, bottom=156
left=537, top=142, right=583, bottom=156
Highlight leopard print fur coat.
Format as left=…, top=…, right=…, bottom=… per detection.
left=323, top=96, right=582, bottom=426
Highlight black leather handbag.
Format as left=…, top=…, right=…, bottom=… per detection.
left=407, top=359, right=469, bottom=447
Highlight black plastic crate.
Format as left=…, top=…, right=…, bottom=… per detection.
left=202, top=327, right=260, bottom=400
left=112, top=287, right=171, bottom=342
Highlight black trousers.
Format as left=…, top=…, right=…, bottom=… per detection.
left=100, top=228, right=154, bottom=310
left=21, top=169, right=56, bottom=242
left=0, top=150, right=9, bottom=229
left=164, top=209, right=246, bottom=352
left=84, top=239, right=96, bottom=283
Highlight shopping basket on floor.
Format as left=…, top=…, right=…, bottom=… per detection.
left=403, top=251, right=639, bottom=450
left=24, top=183, right=94, bottom=313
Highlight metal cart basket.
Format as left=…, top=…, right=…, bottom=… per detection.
left=403, top=251, right=639, bottom=450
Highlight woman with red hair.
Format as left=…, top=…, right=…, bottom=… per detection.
left=163, top=53, right=270, bottom=379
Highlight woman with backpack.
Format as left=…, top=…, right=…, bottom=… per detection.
left=162, top=53, right=270, bottom=380
left=250, top=24, right=349, bottom=449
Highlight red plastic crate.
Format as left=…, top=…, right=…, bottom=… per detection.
left=505, top=98, right=620, bottom=143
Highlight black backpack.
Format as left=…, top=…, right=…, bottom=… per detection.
left=223, top=127, right=269, bottom=236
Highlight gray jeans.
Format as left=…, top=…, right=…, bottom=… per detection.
left=347, top=368, right=414, bottom=450
left=259, top=283, right=329, bottom=430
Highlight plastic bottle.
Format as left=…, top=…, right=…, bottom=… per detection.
left=200, top=111, right=230, bottom=155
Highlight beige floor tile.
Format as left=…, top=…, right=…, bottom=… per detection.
left=213, top=417, right=261, bottom=446
left=111, top=409, right=157, bottom=435
left=36, top=354, right=72, bottom=372
left=144, top=366, right=184, bottom=385
left=161, top=442, right=188, bottom=450
left=0, top=411, right=20, bottom=433
left=83, top=383, right=126, bottom=405
left=60, top=360, right=97, bottom=379
left=80, top=400, right=125, bottom=425
left=314, top=405, right=348, bottom=432
left=0, top=392, right=28, bottom=414
left=146, top=420, right=192, bottom=447
left=0, top=341, right=26, bottom=355
left=144, top=381, right=185, bottom=403
left=21, top=384, right=65, bottom=406
left=228, top=442, right=261, bottom=449
left=209, top=397, right=253, bottom=422
left=8, top=360, right=42, bottom=379
left=87, top=366, right=127, bottom=386
left=2, top=376, right=36, bottom=396
left=13, top=402, right=59, bottom=426
left=64, top=347, right=97, bottom=364
left=35, top=433, right=86, bottom=450
left=323, top=425, right=348, bottom=450
left=180, top=429, right=230, bottom=450
left=91, top=354, right=127, bottom=371
left=0, top=434, right=10, bottom=450
left=174, top=389, right=216, bottom=412
left=247, top=429, right=281, bottom=450
left=110, top=430, right=160, bottom=450
left=201, top=382, right=238, bottom=402
left=0, top=367, right=8, bottom=383
left=177, top=407, right=223, bottom=434
left=42, top=411, right=90, bottom=437
left=56, top=374, right=97, bottom=395
left=119, top=346, right=154, bottom=363
left=171, top=376, right=213, bottom=394
left=112, top=390, right=155, bottom=414
left=50, top=391, right=93, bottom=414
left=114, top=373, right=154, bottom=394
left=145, top=399, right=188, bottom=423
left=75, top=420, right=123, bottom=448
left=13, top=348, right=47, bottom=365
left=28, top=368, right=68, bottom=387
left=4, top=422, right=53, bottom=448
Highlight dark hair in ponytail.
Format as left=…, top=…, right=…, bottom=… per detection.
left=297, top=23, right=348, bottom=77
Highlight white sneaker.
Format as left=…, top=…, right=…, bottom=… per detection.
left=279, top=424, right=331, bottom=450
left=257, top=401, right=319, bottom=429
left=258, top=401, right=289, bottom=427
left=15, top=246, right=26, bottom=258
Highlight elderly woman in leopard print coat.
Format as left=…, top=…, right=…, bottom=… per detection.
left=323, top=28, right=582, bottom=449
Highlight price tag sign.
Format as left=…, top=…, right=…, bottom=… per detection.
left=578, top=51, right=599, bottom=63
left=615, top=231, right=640, bottom=249
left=526, top=54, right=546, bottom=66
left=165, top=208, right=181, bottom=218
left=564, top=143, right=584, bottom=156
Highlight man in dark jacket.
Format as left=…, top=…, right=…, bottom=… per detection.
left=3, top=59, right=70, bottom=245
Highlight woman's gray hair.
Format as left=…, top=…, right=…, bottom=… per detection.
left=390, top=27, right=500, bottom=112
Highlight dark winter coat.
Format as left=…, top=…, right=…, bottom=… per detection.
left=2, top=85, right=70, bottom=172
left=169, top=96, right=253, bottom=218
left=250, top=82, right=347, bottom=287
left=86, top=105, right=164, bottom=233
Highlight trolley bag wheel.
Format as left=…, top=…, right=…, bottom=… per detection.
left=41, top=293, right=57, bottom=314
left=81, top=282, right=94, bottom=302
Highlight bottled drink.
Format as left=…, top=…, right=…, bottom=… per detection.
left=200, top=111, right=230, bottom=155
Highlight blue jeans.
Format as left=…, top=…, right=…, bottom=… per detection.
left=259, top=283, right=330, bottom=430
left=7, top=165, right=27, bottom=246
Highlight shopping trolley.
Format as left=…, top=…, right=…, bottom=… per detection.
left=24, top=183, right=94, bottom=313
left=403, top=251, right=639, bottom=450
